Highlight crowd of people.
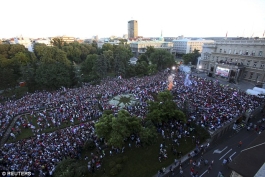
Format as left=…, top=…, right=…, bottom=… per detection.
left=0, top=70, right=263, bottom=176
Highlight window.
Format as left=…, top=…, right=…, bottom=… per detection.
left=252, top=51, right=255, bottom=56
left=261, top=64, right=265, bottom=69
left=229, top=49, right=231, bottom=54
left=243, top=71, right=248, bottom=78
left=245, top=50, right=248, bottom=55
left=239, top=50, right=242, bottom=55
left=253, top=61, right=258, bottom=68
left=249, top=72, right=253, bottom=79
left=224, top=49, right=226, bottom=53
left=234, top=50, right=237, bottom=54
left=259, top=51, right=263, bottom=56
left=220, top=49, right=222, bottom=53
left=247, top=60, right=251, bottom=66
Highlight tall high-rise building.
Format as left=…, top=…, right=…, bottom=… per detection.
left=128, top=20, right=138, bottom=39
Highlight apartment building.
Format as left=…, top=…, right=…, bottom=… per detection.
left=128, top=20, right=138, bottom=39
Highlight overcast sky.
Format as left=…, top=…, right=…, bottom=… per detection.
left=1, top=0, right=265, bottom=39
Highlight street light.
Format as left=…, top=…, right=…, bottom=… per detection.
left=172, top=66, right=176, bottom=70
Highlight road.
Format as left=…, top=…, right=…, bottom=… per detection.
left=162, top=127, right=259, bottom=177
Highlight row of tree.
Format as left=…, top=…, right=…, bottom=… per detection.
left=0, top=42, right=175, bottom=92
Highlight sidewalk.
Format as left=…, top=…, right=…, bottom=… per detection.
left=153, top=140, right=211, bottom=177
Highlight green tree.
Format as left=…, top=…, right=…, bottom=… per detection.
left=62, top=44, right=82, bottom=63
left=94, top=54, right=108, bottom=78
left=103, top=50, right=114, bottom=72
left=0, top=44, right=10, bottom=58
left=81, top=54, right=98, bottom=82
left=150, top=49, right=175, bottom=71
left=147, top=64, right=157, bottom=75
left=95, top=110, right=142, bottom=148
left=139, top=126, right=158, bottom=146
left=135, top=61, right=148, bottom=76
left=35, top=63, right=72, bottom=90
left=53, top=158, right=78, bottom=177
left=113, top=45, right=133, bottom=77
left=102, top=43, right=114, bottom=52
left=51, top=37, right=64, bottom=49
left=146, top=91, right=186, bottom=124
left=33, top=43, right=47, bottom=60
left=8, top=44, right=26, bottom=58
left=145, top=46, right=155, bottom=58
left=182, top=49, right=200, bottom=65
left=137, top=54, right=149, bottom=64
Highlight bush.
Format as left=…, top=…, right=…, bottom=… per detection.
left=109, top=161, right=116, bottom=168
left=110, top=167, right=118, bottom=176
left=116, top=164, right=123, bottom=172
left=122, top=156, right=128, bottom=163
left=115, top=157, right=123, bottom=164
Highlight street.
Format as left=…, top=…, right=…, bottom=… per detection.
left=162, top=124, right=260, bottom=177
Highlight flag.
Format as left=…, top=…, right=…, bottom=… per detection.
left=226, top=32, right=228, bottom=38
left=263, top=30, right=265, bottom=37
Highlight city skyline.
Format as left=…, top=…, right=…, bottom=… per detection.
left=1, top=0, right=265, bottom=39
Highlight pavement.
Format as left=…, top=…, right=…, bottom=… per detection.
left=153, top=114, right=264, bottom=177
left=152, top=71, right=263, bottom=177
left=191, top=71, right=256, bottom=92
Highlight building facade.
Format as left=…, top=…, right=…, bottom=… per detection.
left=128, top=20, right=138, bottom=39
left=51, top=35, right=75, bottom=44
left=130, top=38, right=173, bottom=57
left=198, top=39, right=265, bottom=84
left=172, top=39, right=214, bottom=55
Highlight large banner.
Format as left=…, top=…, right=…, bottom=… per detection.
left=215, top=66, right=230, bottom=77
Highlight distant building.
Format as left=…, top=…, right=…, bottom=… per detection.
left=128, top=20, right=138, bottom=39
left=130, top=57, right=138, bottom=64
left=97, top=40, right=120, bottom=49
left=51, top=35, right=75, bottom=44
left=198, top=38, right=265, bottom=83
left=9, top=36, right=33, bottom=52
left=130, top=36, right=173, bottom=57
left=228, top=131, right=265, bottom=177
left=123, top=34, right=128, bottom=39
left=172, top=38, right=214, bottom=55
left=34, top=38, right=52, bottom=46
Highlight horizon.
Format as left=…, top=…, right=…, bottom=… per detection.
left=1, top=0, right=265, bottom=39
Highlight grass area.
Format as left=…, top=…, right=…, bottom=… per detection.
left=7, top=114, right=82, bottom=143
left=76, top=133, right=197, bottom=177
left=119, top=96, right=131, bottom=105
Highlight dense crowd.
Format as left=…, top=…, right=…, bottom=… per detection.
left=0, top=70, right=263, bottom=176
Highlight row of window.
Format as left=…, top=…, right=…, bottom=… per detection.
left=219, top=49, right=263, bottom=56
left=243, top=71, right=263, bottom=80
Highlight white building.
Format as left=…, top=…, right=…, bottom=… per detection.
left=34, top=39, right=52, bottom=46
left=172, top=38, right=215, bottom=54
left=97, top=40, right=120, bottom=49
left=9, top=36, right=34, bottom=52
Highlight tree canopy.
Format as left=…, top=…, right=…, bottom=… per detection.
left=146, top=91, right=186, bottom=124
left=182, top=49, right=200, bottom=65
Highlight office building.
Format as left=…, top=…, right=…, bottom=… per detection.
left=130, top=36, right=173, bottom=57
left=172, top=38, right=214, bottom=55
left=128, top=20, right=138, bottom=39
